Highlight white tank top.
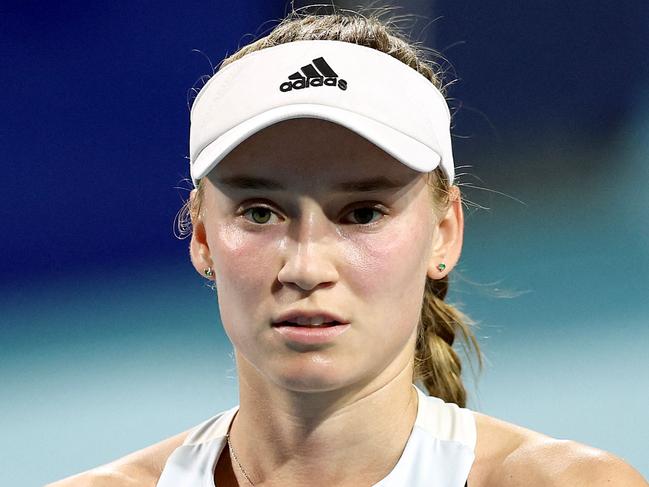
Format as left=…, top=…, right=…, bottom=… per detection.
left=156, top=385, right=476, bottom=487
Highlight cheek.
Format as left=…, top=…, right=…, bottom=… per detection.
left=206, top=222, right=279, bottom=332
left=209, top=222, right=270, bottom=281
left=344, top=217, right=431, bottom=299
left=343, top=212, right=433, bottom=339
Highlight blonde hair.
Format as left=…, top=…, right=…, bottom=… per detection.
left=178, top=6, right=483, bottom=407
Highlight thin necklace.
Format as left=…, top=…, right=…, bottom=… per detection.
left=226, top=433, right=256, bottom=486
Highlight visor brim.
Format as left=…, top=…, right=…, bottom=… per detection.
left=191, top=103, right=444, bottom=186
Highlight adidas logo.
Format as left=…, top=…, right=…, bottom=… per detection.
left=279, top=56, right=348, bottom=92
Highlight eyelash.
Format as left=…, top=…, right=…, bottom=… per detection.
left=238, top=202, right=388, bottom=227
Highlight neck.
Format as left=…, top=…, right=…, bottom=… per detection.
left=228, top=354, right=419, bottom=487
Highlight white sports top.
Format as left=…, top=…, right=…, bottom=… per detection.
left=156, top=385, right=477, bottom=487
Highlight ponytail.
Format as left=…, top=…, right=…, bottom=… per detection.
left=414, top=275, right=482, bottom=407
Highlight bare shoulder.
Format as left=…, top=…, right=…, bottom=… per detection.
left=45, top=429, right=192, bottom=487
left=470, top=411, right=648, bottom=487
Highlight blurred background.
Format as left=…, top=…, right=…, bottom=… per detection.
left=2, top=0, right=648, bottom=484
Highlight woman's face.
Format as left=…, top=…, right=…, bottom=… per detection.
left=192, top=118, right=457, bottom=393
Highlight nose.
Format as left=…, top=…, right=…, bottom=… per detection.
left=277, top=211, right=339, bottom=292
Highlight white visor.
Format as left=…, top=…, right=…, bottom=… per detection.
left=189, top=39, right=454, bottom=187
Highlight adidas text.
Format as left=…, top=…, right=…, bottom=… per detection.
left=280, top=76, right=347, bottom=92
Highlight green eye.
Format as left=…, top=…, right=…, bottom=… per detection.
left=243, top=207, right=273, bottom=224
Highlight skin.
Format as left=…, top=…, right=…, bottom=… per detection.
left=47, top=119, right=648, bottom=487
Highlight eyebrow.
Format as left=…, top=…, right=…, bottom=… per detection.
left=215, top=175, right=407, bottom=193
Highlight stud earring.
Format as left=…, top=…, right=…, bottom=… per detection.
left=436, top=263, right=446, bottom=272
left=203, top=267, right=214, bottom=278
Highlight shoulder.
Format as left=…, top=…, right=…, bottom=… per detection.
left=45, top=429, right=191, bottom=487
left=490, top=437, right=648, bottom=486
left=470, top=411, right=647, bottom=487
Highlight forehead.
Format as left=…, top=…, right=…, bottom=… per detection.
left=210, top=118, right=420, bottom=183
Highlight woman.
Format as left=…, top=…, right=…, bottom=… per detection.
left=49, top=9, right=647, bottom=487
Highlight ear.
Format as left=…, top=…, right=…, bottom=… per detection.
left=188, top=188, right=215, bottom=280
left=427, top=185, right=464, bottom=280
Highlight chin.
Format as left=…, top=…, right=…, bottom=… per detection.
left=267, top=357, right=359, bottom=393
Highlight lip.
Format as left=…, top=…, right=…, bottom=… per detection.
left=272, top=309, right=350, bottom=326
left=272, top=322, right=351, bottom=345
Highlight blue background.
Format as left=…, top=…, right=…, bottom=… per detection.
left=2, top=1, right=648, bottom=485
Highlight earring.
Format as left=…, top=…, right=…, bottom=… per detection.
left=203, top=267, right=214, bottom=278
left=436, top=263, right=446, bottom=272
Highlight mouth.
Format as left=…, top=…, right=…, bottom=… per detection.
left=273, top=321, right=342, bottom=328
left=271, top=320, right=351, bottom=344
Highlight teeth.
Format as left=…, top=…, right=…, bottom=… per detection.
left=289, top=315, right=333, bottom=326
